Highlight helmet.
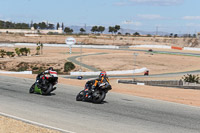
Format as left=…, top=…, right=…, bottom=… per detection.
left=48, top=67, right=53, bottom=71
left=100, top=71, right=107, bottom=77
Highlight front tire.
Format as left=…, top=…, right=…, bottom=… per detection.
left=76, top=90, right=84, bottom=101
left=29, top=83, right=35, bottom=93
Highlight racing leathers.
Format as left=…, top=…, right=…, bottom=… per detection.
left=85, top=75, right=110, bottom=98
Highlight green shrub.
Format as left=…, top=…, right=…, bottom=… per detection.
left=32, top=66, right=39, bottom=70
left=6, top=51, right=15, bottom=57
left=0, top=49, right=6, bottom=58
left=16, top=62, right=29, bottom=71
left=64, top=62, right=75, bottom=72
left=182, top=74, right=200, bottom=83
left=17, top=66, right=28, bottom=71
left=15, top=48, right=21, bottom=56
left=19, top=47, right=30, bottom=56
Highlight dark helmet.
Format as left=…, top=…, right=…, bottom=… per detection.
left=48, top=67, right=53, bottom=71
left=100, top=71, right=107, bottom=77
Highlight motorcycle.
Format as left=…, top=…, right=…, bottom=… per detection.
left=76, top=81, right=112, bottom=103
left=29, top=71, right=58, bottom=95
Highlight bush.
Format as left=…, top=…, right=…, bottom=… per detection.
left=182, top=74, right=200, bottom=83
left=17, top=66, right=28, bottom=71
left=32, top=66, right=39, bottom=70
left=18, top=47, right=30, bottom=56
left=15, top=48, right=21, bottom=56
left=0, top=49, right=6, bottom=58
left=6, top=51, right=15, bottom=57
left=64, top=62, right=75, bottom=72
left=17, top=62, right=29, bottom=71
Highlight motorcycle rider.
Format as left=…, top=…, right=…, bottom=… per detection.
left=93, top=71, right=110, bottom=89
left=36, top=67, right=57, bottom=90
left=85, top=71, right=110, bottom=98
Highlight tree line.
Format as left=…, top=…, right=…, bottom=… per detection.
left=1, top=19, right=197, bottom=37
left=0, top=20, right=122, bottom=34
left=0, top=19, right=137, bottom=35
left=0, top=20, right=65, bottom=30
left=0, top=20, right=29, bottom=29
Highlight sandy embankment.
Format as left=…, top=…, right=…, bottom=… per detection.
left=0, top=115, right=60, bottom=133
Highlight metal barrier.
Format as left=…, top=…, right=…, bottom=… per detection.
left=118, top=80, right=200, bottom=90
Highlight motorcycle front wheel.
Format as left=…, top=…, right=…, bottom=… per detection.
left=76, top=90, right=84, bottom=101
left=29, top=83, right=35, bottom=93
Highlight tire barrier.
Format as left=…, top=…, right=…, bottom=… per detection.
left=171, top=46, right=182, bottom=50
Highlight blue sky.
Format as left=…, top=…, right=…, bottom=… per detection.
left=0, top=0, right=200, bottom=34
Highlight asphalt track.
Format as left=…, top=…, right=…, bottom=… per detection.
left=1, top=75, right=200, bottom=133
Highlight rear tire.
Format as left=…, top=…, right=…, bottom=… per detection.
left=92, top=90, right=106, bottom=103
left=76, top=90, right=84, bottom=101
left=29, top=83, right=35, bottom=93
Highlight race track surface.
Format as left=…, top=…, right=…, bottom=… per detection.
left=0, top=75, right=200, bottom=133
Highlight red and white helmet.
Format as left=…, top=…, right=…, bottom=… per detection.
left=100, top=71, right=107, bottom=77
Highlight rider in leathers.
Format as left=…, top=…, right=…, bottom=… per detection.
left=36, top=67, right=56, bottom=90
left=85, top=71, right=110, bottom=98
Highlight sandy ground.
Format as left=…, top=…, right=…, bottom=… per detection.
left=1, top=46, right=200, bottom=74
left=0, top=34, right=199, bottom=47
left=0, top=115, right=60, bottom=133
left=1, top=46, right=200, bottom=132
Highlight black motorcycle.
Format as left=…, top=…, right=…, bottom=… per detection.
left=29, top=72, right=58, bottom=95
left=76, top=81, right=112, bottom=103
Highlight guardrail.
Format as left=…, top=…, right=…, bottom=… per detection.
left=70, top=68, right=148, bottom=76
left=0, top=70, right=32, bottom=74
left=2, top=43, right=200, bottom=52
left=118, top=79, right=200, bottom=90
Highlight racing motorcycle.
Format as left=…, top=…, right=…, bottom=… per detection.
left=76, top=81, right=112, bottom=103
left=29, top=71, right=58, bottom=95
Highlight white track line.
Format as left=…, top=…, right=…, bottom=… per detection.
left=0, top=111, right=76, bottom=133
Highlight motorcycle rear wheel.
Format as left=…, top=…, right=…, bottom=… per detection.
left=92, top=90, right=106, bottom=103
left=42, top=83, right=53, bottom=95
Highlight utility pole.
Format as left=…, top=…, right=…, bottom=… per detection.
left=80, top=42, right=82, bottom=72
left=156, top=26, right=158, bottom=36
left=133, top=53, right=138, bottom=82
left=84, top=24, right=87, bottom=34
